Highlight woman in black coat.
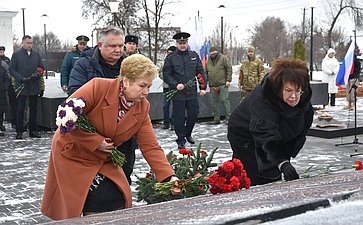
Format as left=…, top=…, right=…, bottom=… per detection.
left=227, top=58, right=314, bottom=186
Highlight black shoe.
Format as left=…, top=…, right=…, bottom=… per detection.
left=0, top=132, right=4, bottom=136
left=16, top=133, right=22, bottom=139
left=170, top=124, right=175, bottom=131
left=209, top=120, right=221, bottom=125
left=29, top=132, right=41, bottom=138
left=161, top=123, right=170, bottom=129
left=186, top=136, right=195, bottom=144
left=177, top=143, right=185, bottom=149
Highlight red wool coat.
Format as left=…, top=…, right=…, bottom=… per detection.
left=41, top=78, right=174, bottom=220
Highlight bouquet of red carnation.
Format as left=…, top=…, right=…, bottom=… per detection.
left=15, top=66, right=44, bottom=97
left=136, top=143, right=218, bottom=204
left=207, top=158, right=251, bottom=194
left=165, top=73, right=206, bottom=101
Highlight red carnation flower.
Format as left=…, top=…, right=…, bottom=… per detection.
left=354, top=160, right=363, bottom=171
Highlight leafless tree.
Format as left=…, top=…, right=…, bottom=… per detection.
left=321, top=0, right=363, bottom=48
left=31, top=32, right=62, bottom=55
left=249, top=17, right=290, bottom=65
left=81, top=0, right=141, bottom=34
left=139, top=0, right=178, bottom=63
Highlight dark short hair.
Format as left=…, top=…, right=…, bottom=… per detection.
left=268, top=58, right=310, bottom=99
left=22, top=35, right=32, bottom=41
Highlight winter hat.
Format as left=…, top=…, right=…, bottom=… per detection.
left=209, top=46, right=219, bottom=52
left=327, top=48, right=336, bottom=55
left=167, top=46, right=176, bottom=52
left=247, top=46, right=255, bottom=52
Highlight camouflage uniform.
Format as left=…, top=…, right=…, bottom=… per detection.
left=238, top=56, right=265, bottom=101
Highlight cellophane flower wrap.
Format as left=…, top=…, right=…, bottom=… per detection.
left=55, top=97, right=125, bottom=167
left=206, top=158, right=251, bottom=194
left=136, top=143, right=218, bottom=204
left=301, top=160, right=363, bottom=178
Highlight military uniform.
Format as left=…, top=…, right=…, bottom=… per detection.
left=205, top=46, right=232, bottom=124
left=239, top=46, right=265, bottom=101
left=60, top=35, right=89, bottom=94
left=123, top=34, right=139, bottom=58
left=163, top=32, right=207, bottom=149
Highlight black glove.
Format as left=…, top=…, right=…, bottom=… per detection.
left=22, top=77, right=31, bottom=83
left=39, top=90, right=44, bottom=97
left=280, top=162, right=299, bottom=181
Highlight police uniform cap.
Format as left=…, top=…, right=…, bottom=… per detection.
left=0, top=46, right=5, bottom=51
left=125, top=35, right=139, bottom=44
left=173, top=32, right=190, bottom=43
left=76, top=35, right=89, bottom=43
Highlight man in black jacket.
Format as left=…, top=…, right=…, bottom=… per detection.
left=163, top=32, right=207, bottom=149
left=9, top=35, right=44, bottom=139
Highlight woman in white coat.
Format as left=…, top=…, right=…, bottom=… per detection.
left=322, top=48, right=340, bottom=106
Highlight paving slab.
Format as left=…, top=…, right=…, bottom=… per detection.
left=1, top=97, right=363, bottom=225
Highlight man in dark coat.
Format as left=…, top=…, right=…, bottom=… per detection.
left=0, top=46, right=12, bottom=131
left=228, top=58, right=314, bottom=186
left=163, top=32, right=207, bottom=149
left=68, top=27, right=135, bottom=185
left=0, top=64, right=9, bottom=136
left=60, top=35, right=89, bottom=94
left=9, top=35, right=44, bottom=139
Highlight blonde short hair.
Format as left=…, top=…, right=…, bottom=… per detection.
left=120, top=54, right=158, bottom=82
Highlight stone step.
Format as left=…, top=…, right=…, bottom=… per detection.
left=41, top=171, right=363, bottom=225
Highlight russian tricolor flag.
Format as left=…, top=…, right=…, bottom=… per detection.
left=336, top=41, right=355, bottom=85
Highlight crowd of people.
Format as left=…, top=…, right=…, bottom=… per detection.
left=0, top=26, right=362, bottom=220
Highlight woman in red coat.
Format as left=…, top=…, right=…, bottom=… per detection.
left=41, top=54, right=176, bottom=220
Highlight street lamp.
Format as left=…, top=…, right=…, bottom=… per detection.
left=218, top=5, right=226, bottom=54
left=109, top=1, right=120, bottom=26
left=230, top=25, right=238, bottom=48
left=309, top=0, right=317, bottom=81
left=21, top=8, right=26, bottom=37
left=41, top=14, right=49, bottom=79
left=230, top=26, right=238, bottom=64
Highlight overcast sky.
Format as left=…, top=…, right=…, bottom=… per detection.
left=1, top=0, right=361, bottom=47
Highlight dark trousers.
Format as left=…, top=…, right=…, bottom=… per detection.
left=163, top=88, right=172, bottom=125
left=330, top=93, right=336, bottom=106
left=117, top=137, right=136, bottom=185
left=7, top=84, right=16, bottom=125
left=172, top=98, right=199, bottom=145
left=16, top=95, right=38, bottom=134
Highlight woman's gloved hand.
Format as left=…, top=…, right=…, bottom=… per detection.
left=280, top=161, right=299, bottom=181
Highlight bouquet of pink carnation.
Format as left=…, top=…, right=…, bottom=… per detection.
left=55, top=97, right=125, bottom=167
left=206, top=158, right=251, bottom=194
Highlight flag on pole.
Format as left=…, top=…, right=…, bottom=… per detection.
left=336, top=41, right=355, bottom=85
left=199, top=40, right=210, bottom=67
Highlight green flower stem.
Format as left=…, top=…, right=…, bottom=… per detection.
left=110, top=148, right=126, bottom=167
